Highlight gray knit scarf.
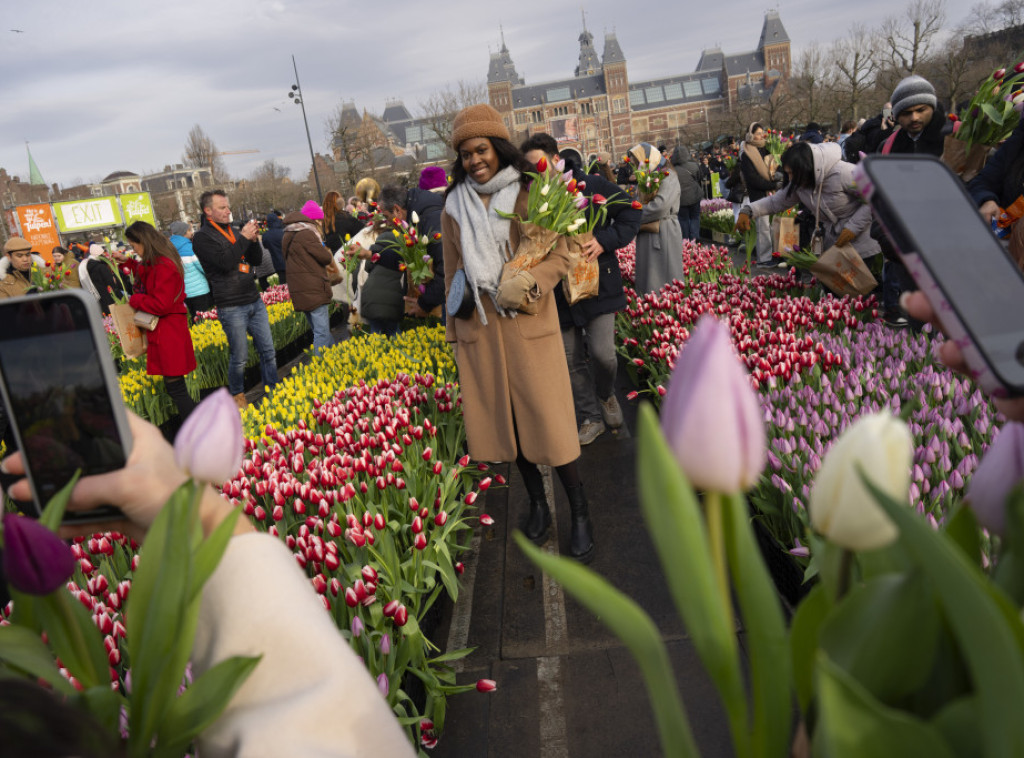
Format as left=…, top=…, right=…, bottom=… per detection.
left=445, top=165, right=521, bottom=323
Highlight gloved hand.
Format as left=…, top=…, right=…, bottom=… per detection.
left=496, top=270, right=538, bottom=310
left=835, top=228, right=857, bottom=248
left=735, top=213, right=752, bottom=233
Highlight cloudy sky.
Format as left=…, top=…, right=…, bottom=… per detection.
left=2, top=0, right=965, bottom=190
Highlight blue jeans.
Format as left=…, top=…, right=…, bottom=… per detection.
left=882, top=258, right=915, bottom=317
left=304, top=304, right=334, bottom=351
left=677, top=203, right=701, bottom=241
left=365, top=318, right=399, bottom=337
left=218, top=299, right=278, bottom=395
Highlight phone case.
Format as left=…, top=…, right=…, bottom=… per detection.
left=0, top=289, right=133, bottom=520
left=855, top=156, right=1022, bottom=398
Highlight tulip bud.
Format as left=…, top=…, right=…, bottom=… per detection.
left=476, top=678, right=497, bottom=693
left=383, top=599, right=400, bottom=617
left=1, top=513, right=76, bottom=595
left=394, top=604, right=409, bottom=626
left=174, top=388, right=244, bottom=483
left=660, top=316, right=766, bottom=492
left=480, top=513, right=494, bottom=526
left=377, top=672, right=389, bottom=696
left=411, top=210, right=419, bottom=225
left=434, top=511, right=448, bottom=527
left=351, top=616, right=364, bottom=637
left=361, top=565, right=378, bottom=583
left=344, top=587, right=359, bottom=607
left=380, top=633, right=392, bottom=654
left=996, top=67, right=1007, bottom=80
left=414, top=533, right=427, bottom=550
left=809, top=412, right=911, bottom=551
left=536, top=155, right=548, bottom=173
left=964, top=422, right=1024, bottom=536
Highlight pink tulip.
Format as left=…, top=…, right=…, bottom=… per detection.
left=476, top=678, right=497, bottom=692
left=351, top=616, right=364, bottom=637
left=966, top=422, right=1024, bottom=536
left=377, top=673, right=389, bottom=696
left=660, top=316, right=766, bottom=492
left=174, top=388, right=244, bottom=483
left=479, top=513, right=494, bottom=526
left=380, top=633, right=391, bottom=654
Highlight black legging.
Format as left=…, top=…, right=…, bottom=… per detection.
left=515, top=454, right=581, bottom=500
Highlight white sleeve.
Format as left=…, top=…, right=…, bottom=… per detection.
left=192, top=533, right=415, bottom=758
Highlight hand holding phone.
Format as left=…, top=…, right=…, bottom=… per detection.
left=858, top=155, right=1024, bottom=398
left=0, top=290, right=132, bottom=523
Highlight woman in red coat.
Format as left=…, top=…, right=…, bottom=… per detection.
left=120, top=221, right=198, bottom=419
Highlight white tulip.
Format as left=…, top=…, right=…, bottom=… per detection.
left=809, top=412, right=912, bottom=551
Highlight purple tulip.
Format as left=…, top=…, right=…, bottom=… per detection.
left=380, top=633, right=391, bottom=655
left=575, top=195, right=589, bottom=210
left=660, top=316, right=766, bottom=492
left=2, top=512, right=76, bottom=595
left=351, top=616, right=364, bottom=638
left=965, top=422, right=1024, bottom=536
left=174, top=388, right=244, bottom=484
left=377, top=672, right=389, bottom=696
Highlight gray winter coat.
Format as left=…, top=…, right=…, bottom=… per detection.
left=672, top=146, right=703, bottom=207
left=635, top=168, right=685, bottom=295
left=748, top=142, right=880, bottom=259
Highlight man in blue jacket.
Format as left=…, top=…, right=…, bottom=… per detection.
left=192, top=190, right=277, bottom=408
left=521, top=134, right=642, bottom=447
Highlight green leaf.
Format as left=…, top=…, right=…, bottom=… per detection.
left=74, top=684, right=124, bottom=735
left=790, top=584, right=828, bottom=716
left=815, top=653, right=956, bottom=758
left=994, top=487, right=1024, bottom=605
left=28, top=589, right=109, bottom=691
left=819, top=571, right=940, bottom=705
left=930, top=695, right=985, bottom=758
left=427, top=647, right=476, bottom=664
left=37, top=471, right=81, bottom=531
left=126, top=482, right=200, bottom=754
left=153, top=654, right=262, bottom=758
left=515, top=532, right=699, bottom=758
left=635, top=405, right=748, bottom=753
left=0, top=623, right=76, bottom=695
left=981, top=101, right=1007, bottom=126
left=190, top=489, right=241, bottom=603
left=722, top=493, right=791, bottom=758
left=862, top=469, right=1024, bottom=757
left=942, top=504, right=981, bottom=568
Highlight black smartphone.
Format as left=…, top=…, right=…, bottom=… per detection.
left=857, top=154, right=1024, bottom=398
left=0, top=289, right=131, bottom=522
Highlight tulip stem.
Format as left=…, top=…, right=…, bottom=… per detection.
left=836, top=549, right=854, bottom=601
left=704, top=492, right=735, bottom=632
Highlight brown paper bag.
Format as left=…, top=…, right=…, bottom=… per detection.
left=562, top=232, right=600, bottom=305
left=941, top=136, right=990, bottom=184
left=406, top=275, right=443, bottom=318
left=809, top=244, right=877, bottom=297
left=771, top=216, right=799, bottom=253
left=110, top=303, right=146, bottom=359
left=500, top=221, right=559, bottom=315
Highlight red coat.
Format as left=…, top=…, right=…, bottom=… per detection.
left=125, top=257, right=197, bottom=377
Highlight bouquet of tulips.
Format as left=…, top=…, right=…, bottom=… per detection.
left=945, top=61, right=1024, bottom=180
left=499, top=154, right=588, bottom=282
left=562, top=189, right=632, bottom=305
left=29, top=259, right=71, bottom=292
left=765, top=128, right=788, bottom=169
left=624, top=146, right=671, bottom=203
left=377, top=210, right=441, bottom=289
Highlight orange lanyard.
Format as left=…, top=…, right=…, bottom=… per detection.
left=209, top=220, right=236, bottom=244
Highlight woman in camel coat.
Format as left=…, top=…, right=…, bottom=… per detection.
left=442, top=103, right=594, bottom=562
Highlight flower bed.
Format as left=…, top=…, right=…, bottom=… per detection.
left=613, top=240, right=1002, bottom=567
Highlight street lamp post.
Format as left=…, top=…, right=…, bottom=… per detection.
left=288, top=54, right=323, bottom=203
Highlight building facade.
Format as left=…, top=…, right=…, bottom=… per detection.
left=488, top=12, right=791, bottom=156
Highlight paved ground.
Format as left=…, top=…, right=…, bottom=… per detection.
left=431, top=377, right=738, bottom=758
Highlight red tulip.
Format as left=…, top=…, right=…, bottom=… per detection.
left=479, top=513, right=494, bottom=526
left=476, top=678, right=497, bottom=693
left=536, top=155, right=548, bottom=173
left=394, top=604, right=409, bottom=626
left=383, top=599, right=400, bottom=617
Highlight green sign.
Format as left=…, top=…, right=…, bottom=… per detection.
left=120, top=192, right=157, bottom=227
left=53, top=197, right=123, bottom=233
left=711, top=171, right=722, bottom=198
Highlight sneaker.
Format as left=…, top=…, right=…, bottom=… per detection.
left=578, top=419, right=606, bottom=446
left=599, top=395, right=624, bottom=428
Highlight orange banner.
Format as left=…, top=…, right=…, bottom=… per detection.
left=15, top=204, right=61, bottom=261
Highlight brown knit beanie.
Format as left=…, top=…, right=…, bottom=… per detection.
left=451, top=104, right=511, bottom=150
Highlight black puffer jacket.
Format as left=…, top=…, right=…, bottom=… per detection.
left=555, top=169, right=642, bottom=328
left=844, top=113, right=893, bottom=163
left=672, top=146, right=703, bottom=207
left=192, top=217, right=263, bottom=308
left=879, top=105, right=951, bottom=157
left=261, top=213, right=286, bottom=273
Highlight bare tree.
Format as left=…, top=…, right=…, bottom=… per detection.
left=831, top=26, right=879, bottom=121
left=418, top=80, right=488, bottom=152
left=326, top=102, right=366, bottom=192
left=183, top=124, right=228, bottom=183
left=963, top=0, right=1024, bottom=34
left=790, top=42, right=834, bottom=125
left=880, top=0, right=947, bottom=75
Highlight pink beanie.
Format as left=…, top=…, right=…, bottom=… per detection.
left=301, top=200, right=325, bottom=221
left=418, top=166, right=448, bottom=191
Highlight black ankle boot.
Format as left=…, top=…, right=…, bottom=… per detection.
left=165, top=379, right=196, bottom=420
left=524, top=497, right=551, bottom=544
left=566, top=484, right=594, bottom=563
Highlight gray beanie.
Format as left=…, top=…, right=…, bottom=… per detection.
left=169, top=221, right=190, bottom=236
left=890, top=75, right=937, bottom=118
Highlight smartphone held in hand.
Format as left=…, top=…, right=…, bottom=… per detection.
left=858, top=154, right=1024, bottom=397
left=0, top=289, right=131, bottom=522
